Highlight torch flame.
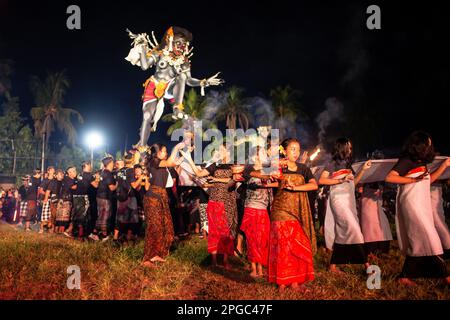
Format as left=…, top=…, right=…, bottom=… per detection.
left=310, top=148, right=321, bottom=161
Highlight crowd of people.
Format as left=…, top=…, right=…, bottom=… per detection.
left=0, top=130, right=449, bottom=292
left=0, top=156, right=149, bottom=243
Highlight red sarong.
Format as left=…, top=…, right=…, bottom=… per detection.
left=240, top=207, right=270, bottom=265
left=207, top=200, right=235, bottom=255
left=142, top=77, right=170, bottom=103
left=268, top=220, right=314, bottom=285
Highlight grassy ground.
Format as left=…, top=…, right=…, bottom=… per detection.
left=0, top=222, right=448, bottom=300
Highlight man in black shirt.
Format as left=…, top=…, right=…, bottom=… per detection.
left=39, top=166, right=55, bottom=233
left=67, top=161, right=99, bottom=239
left=132, top=164, right=147, bottom=236
left=17, top=177, right=29, bottom=228
left=55, top=167, right=77, bottom=234
left=113, top=156, right=140, bottom=244
left=110, top=159, right=124, bottom=237
left=24, top=169, right=41, bottom=231
left=91, top=156, right=117, bottom=241
left=44, top=170, right=63, bottom=233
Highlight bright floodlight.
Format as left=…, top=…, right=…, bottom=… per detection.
left=86, top=131, right=103, bottom=149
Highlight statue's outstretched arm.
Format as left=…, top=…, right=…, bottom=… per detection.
left=185, top=70, right=202, bottom=87
left=185, top=70, right=224, bottom=95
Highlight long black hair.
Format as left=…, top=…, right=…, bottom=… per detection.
left=332, top=137, right=353, bottom=168
left=145, top=143, right=166, bottom=171
left=400, top=131, right=435, bottom=164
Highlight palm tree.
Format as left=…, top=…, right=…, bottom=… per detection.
left=29, top=70, right=83, bottom=171
left=270, top=85, right=306, bottom=140
left=216, top=86, right=251, bottom=130
left=30, top=70, right=83, bottom=147
left=162, top=88, right=216, bottom=136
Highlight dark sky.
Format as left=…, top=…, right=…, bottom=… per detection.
left=1, top=0, right=449, bottom=157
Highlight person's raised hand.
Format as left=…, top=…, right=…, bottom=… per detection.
left=362, top=160, right=372, bottom=171
left=345, top=174, right=355, bottom=182
left=175, top=142, right=186, bottom=150
left=300, top=151, right=309, bottom=164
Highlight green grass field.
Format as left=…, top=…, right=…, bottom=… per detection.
left=0, top=222, right=448, bottom=300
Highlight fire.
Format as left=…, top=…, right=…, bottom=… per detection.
left=310, top=148, right=321, bottom=161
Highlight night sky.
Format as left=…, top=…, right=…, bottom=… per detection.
left=1, top=0, right=449, bottom=158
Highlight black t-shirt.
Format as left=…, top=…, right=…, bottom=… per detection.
left=149, top=158, right=169, bottom=188
left=18, top=185, right=27, bottom=200
left=39, top=178, right=51, bottom=200
left=283, top=163, right=315, bottom=182
left=97, top=170, right=116, bottom=200
left=391, top=157, right=428, bottom=177
left=73, top=172, right=94, bottom=195
left=40, top=178, right=50, bottom=191
left=126, top=168, right=138, bottom=197
left=60, top=176, right=76, bottom=201
left=117, top=167, right=136, bottom=200
left=25, top=176, right=40, bottom=201
left=47, top=179, right=61, bottom=196
left=116, top=168, right=130, bottom=190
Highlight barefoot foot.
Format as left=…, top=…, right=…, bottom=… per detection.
left=142, top=261, right=156, bottom=268
left=150, top=256, right=166, bottom=263
left=398, top=277, right=416, bottom=286
left=291, top=283, right=309, bottom=293
left=329, top=266, right=344, bottom=275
